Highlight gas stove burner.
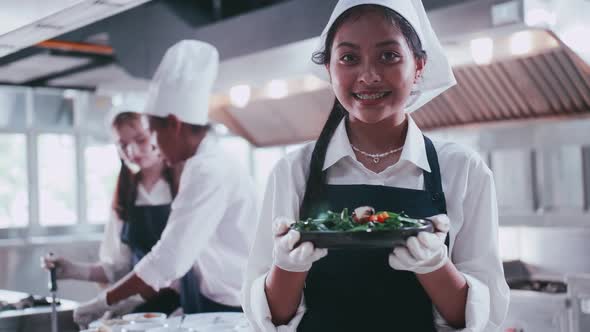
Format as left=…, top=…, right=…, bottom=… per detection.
left=0, top=294, right=60, bottom=311
left=508, top=279, right=567, bottom=293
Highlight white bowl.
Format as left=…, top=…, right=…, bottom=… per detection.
left=195, top=323, right=239, bottom=332
left=88, top=318, right=131, bottom=331
left=122, top=312, right=167, bottom=323
left=147, top=327, right=196, bottom=332
left=120, top=322, right=167, bottom=332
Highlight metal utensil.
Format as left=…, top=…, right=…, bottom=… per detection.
left=48, top=253, right=58, bottom=332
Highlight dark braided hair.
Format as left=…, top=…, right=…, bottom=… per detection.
left=299, top=4, right=427, bottom=219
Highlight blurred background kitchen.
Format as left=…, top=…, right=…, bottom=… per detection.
left=0, top=0, right=589, bottom=331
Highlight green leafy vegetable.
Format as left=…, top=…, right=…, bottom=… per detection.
left=292, top=207, right=425, bottom=232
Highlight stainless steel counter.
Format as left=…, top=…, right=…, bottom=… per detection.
left=502, top=289, right=570, bottom=332
left=0, top=289, right=78, bottom=332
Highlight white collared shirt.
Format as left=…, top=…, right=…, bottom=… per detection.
left=243, top=116, right=510, bottom=332
left=134, top=133, right=258, bottom=307
left=99, top=179, right=173, bottom=283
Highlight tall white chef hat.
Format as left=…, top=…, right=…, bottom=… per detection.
left=143, top=40, right=219, bottom=125
left=315, top=0, right=456, bottom=113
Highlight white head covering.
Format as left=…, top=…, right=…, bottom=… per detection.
left=105, top=106, right=150, bottom=134
left=104, top=94, right=148, bottom=133
left=315, top=0, right=456, bottom=113
left=104, top=105, right=149, bottom=174
left=143, top=40, right=219, bottom=125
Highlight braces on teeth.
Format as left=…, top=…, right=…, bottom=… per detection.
left=356, top=93, right=386, bottom=100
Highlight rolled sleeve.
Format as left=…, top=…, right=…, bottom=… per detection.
left=135, top=159, right=230, bottom=290
left=438, top=158, right=510, bottom=331
left=248, top=273, right=306, bottom=332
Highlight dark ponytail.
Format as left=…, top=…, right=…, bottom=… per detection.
left=299, top=99, right=346, bottom=219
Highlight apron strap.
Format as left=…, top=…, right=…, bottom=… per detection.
left=179, top=271, right=202, bottom=314
left=422, top=135, right=447, bottom=214
left=422, top=135, right=450, bottom=249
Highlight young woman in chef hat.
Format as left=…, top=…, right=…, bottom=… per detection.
left=243, top=1, right=509, bottom=331
left=42, top=109, right=184, bottom=315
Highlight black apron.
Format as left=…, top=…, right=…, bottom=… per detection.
left=121, top=204, right=199, bottom=314
left=297, top=136, right=448, bottom=332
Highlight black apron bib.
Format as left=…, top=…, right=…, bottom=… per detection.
left=297, top=136, right=448, bottom=332
left=121, top=204, right=199, bottom=314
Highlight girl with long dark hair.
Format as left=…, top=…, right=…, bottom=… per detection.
left=42, top=110, right=183, bottom=315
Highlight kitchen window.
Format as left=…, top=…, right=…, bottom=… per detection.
left=37, top=134, right=78, bottom=226
left=0, top=88, right=26, bottom=130
left=84, top=136, right=119, bottom=224
left=0, top=86, right=120, bottom=238
left=0, top=86, right=272, bottom=238
left=32, top=90, right=74, bottom=130
left=0, top=134, right=28, bottom=229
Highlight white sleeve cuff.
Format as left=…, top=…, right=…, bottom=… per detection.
left=100, top=259, right=132, bottom=284
left=134, top=257, right=172, bottom=291
left=434, top=272, right=491, bottom=332
left=249, top=273, right=306, bottom=332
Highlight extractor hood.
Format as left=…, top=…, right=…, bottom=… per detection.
left=0, top=0, right=152, bottom=58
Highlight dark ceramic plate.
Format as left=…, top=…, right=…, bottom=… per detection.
left=296, top=219, right=434, bottom=249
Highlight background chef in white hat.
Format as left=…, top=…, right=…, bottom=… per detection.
left=243, top=1, right=509, bottom=331
left=42, top=107, right=184, bottom=316
left=73, top=40, right=258, bottom=328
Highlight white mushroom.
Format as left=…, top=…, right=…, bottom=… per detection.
left=352, top=206, right=375, bottom=224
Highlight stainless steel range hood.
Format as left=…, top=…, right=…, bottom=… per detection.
left=0, top=0, right=152, bottom=58
left=413, top=39, right=590, bottom=129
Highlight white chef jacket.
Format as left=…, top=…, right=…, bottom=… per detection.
left=134, top=133, right=258, bottom=307
left=243, top=116, right=510, bottom=332
left=99, top=178, right=173, bottom=283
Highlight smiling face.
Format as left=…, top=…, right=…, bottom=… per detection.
left=327, top=8, right=425, bottom=124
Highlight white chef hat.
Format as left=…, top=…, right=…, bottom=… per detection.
left=315, top=0, right=456, bottom=113
left=143, top=40, right=219, bottom=125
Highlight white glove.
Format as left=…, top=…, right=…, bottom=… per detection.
left=73, top=292, right=144, bottom=329
left=388, top=214, right=450, bottom=274
left=40, top=254, right=91, bottom=280
left=73, top=292, right=110, bottom=329
left=272, top=217, right=328, bottom=272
